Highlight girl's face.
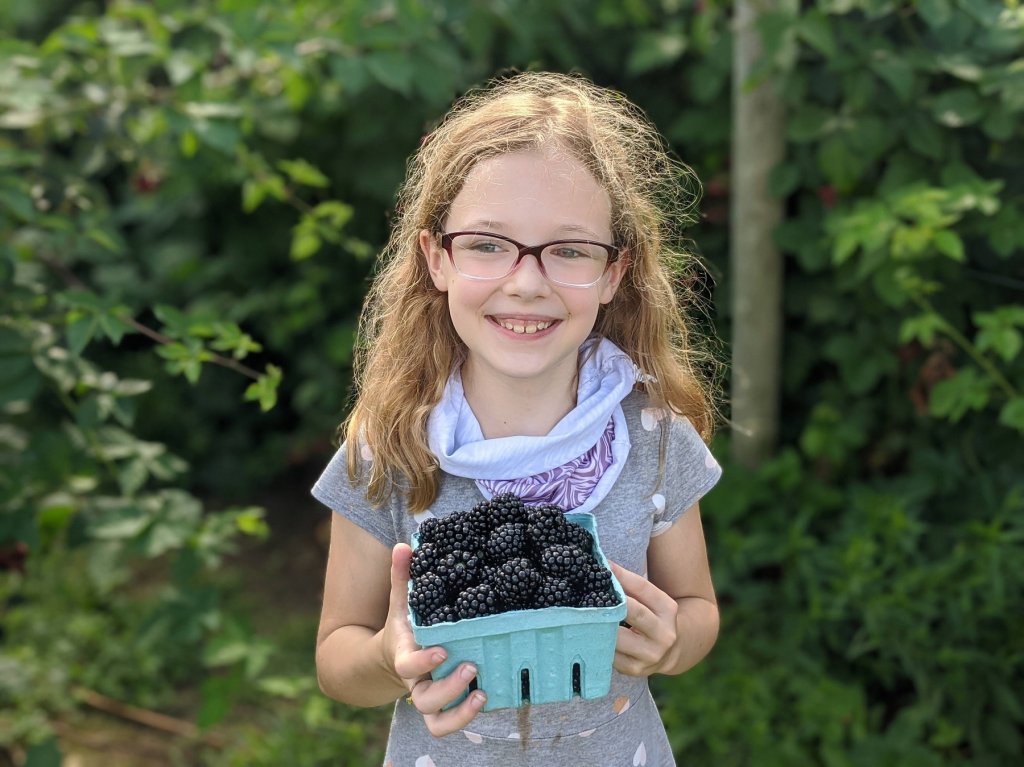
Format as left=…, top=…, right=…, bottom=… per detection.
left=421, top=149, right=626, bottom=396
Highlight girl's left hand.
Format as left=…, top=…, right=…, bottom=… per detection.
left=608, top=561, right=680, bottom=677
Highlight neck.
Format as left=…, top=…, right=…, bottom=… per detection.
left=461, top=364, right=578, bottom=439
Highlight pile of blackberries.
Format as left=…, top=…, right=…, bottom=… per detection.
left=408, top=493, right=620, bottom=626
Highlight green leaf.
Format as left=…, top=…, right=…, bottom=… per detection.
left=916, top=0, right=953, bottom=28
left=769, top=163, right=801, bottom=197
left=277, top=158, right=329, bottom=188
left=290, top=228, right=321, bottom=261
left=67, top=316, right=98, bottom=356
left=24, top=737, right=62, bottom=767
left=198, top=667, right=243, bottom=729
left=933, top=229, right=965, bottom=261
left=365, top=50, right=416, bottom=95
left=899, top=313, right=946, bottom=346
left=796, top=11, right=837, bottom=57
left=244, top=364, right=282, bottom=412
left=234, top=507, right=269, bottom=538
left=932, top=88, right=985, bottom=127
left=98, top=311, right=131, bottom=345
left=241, top=179, right=265, bottom=213
left=998, top=398, right=1024, bottom=432
left=626, top=30, right=688, bottom=75
left=974, top=307, right=1024, bottom=362
left=870, top=52, right=916, bottom=102
left=928, top=368, right=992, bottom=421
left=818, top=136, right=860, bottom=191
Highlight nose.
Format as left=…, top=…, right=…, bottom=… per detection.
left=502, top=253, right=551, bottom=298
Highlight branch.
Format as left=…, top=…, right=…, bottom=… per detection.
left=38, top=252, right=264, bottom=381
left=73, top=686, right=227, bottom=748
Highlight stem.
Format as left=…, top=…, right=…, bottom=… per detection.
left=911, top=293, right=1019, bottom=399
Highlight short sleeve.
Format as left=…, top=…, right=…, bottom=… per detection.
left=310, top=441, right=399, bottom=548
left=650, top=415, right=722, bottom=537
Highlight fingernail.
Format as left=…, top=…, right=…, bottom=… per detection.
left=431, top=650, right=446, bottom=664
left=471, top=691, right=486, bottom=708
left=460, top=665, right=477, bottom=681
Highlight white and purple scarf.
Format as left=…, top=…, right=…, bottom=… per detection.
left=426, top=337, right=640, bottom=513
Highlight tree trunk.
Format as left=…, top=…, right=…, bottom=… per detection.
left=730, top=0, right=786, bottom=468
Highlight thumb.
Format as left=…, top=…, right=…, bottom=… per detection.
left=389, top=542, right=413, bottom=618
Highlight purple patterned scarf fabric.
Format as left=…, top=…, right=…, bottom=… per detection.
left=478, top=416, right=616, bottom=509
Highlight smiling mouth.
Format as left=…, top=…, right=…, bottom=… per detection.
left=493, top=318, right=555, bottom=335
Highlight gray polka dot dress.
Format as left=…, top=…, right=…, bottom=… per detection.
left=313, top=391, right=722, bottom=766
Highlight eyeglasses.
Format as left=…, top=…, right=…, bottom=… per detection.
left=439, top=231, right=620, bottom=288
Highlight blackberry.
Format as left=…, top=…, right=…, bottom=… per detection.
left=577, top=590, right=620, bottom=608
left=416, top=517, right=441, bottom=546
left=409, top=572, right=448, bottom=622
left=536, top=575, right=577, bottom=607
left=485, top=522, right=529, bottom=564
left=491, top=556, right=542, bottom=608
left=437, top=516, right=484, bottom=553
left=526, top=504, right=569, bottom=551
left=454, top=582, right=502, bottom=619
left=563, top=522, right=595, bottom=555
left=538, top=543, right=590, bottom=580
left=577, top=562, right=613, bottom=595
left=434, top=548, right=482, bottom=591
left=486, top=493, right=528, bottom=528
left=409, top=542, right=439, bottom=579
left=425, top=604, right=458, bottom=626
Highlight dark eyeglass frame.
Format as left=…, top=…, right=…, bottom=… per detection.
left=438, top=230, right=620, bottom=288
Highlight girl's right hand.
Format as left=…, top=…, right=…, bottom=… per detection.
left=383, top=543, right=488, bottom=736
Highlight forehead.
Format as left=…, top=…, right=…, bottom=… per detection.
left=446, top=149, right=612, bottom=239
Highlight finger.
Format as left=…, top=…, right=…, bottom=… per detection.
left=411, top=663, right=480, bottom=715
left=609, top=561, right=676, bottom=615
left=615, top=622, right=663, bottom=667
left=613, top=648, right=650, bottom=677
left=423, top=687, right=488, bottom=737
left=394, top=645, right=448, bottom=682
left=621, top=593, right=672, bottom=640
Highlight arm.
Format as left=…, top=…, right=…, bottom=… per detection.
left=316, top=513, right=487, bottom=731
left=610, top=502, right=719, bottom=677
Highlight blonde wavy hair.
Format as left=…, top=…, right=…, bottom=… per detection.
left=343, top=70, right=719, bottom=512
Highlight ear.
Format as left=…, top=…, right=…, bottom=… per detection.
left=599, top=250, right=628, bottom=304
left=420, top=229, right=449, bottom=292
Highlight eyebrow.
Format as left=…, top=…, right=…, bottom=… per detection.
left=458, top=220, right=606, bottom=240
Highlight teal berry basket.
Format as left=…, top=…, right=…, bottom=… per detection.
left=408, top=512, right=627, bottom=712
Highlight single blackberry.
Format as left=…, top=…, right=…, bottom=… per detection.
left=491, top=556, right=542, bottom=608
left=409, top=542, right=439, bottom=579
left=425, top=604, right=458, bottom=626
left=563, top=522, right=595, bottom=555
left=526, top=504, right=570, bottom=551
left=434, top=516, right=484, bottom=553
left=577, top=562, right=613, bottom=595
left=416, top=517, right=441, bottom=546
left=409, top=571, right=448, bottom=622
left=454, top=582, right=502, bottom=619
left=577, top=590, right=620, bottom=608
left=434, top=548, right=482, bottom=591
left=485, top=522, right=529, bottom=564
left=486, top=493, right=528, bottom=528
left=536, top=575, right=577, bottom=608
left=538, top=543, right=590, bottom=580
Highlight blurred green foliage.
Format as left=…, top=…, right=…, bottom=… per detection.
left=1, top=0, right=1022, bottom=765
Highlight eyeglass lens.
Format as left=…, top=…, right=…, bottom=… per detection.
left=448, top=233, right=610, bottom=286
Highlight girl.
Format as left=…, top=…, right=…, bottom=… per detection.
left=314, top=71, right=722, bottom=766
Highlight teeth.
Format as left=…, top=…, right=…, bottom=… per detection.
left=499, top=319, right=552, bottom=334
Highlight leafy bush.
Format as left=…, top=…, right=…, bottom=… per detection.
left=1, top=0, right=1021, bottom=764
